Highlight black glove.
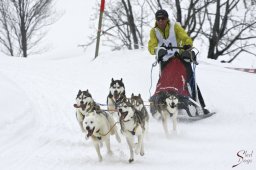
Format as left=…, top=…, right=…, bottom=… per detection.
left=183, top=45, right=191, bottom=50
left=181, top=50, right=191, bottom=62
left=157, top=48, right=167, bottom=62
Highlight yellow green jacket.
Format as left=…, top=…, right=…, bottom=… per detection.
left=148, top=21, right=193, bottom=55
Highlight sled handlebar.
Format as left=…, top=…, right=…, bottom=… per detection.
left=160, top=46, right=193, bottom=51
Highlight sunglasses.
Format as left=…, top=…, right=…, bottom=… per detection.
left=156, top=17, right=167, bottom=21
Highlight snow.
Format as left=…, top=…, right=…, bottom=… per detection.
left=1, top=50, right=256, bottom=170
left=0, top=0, right=256, bottom=169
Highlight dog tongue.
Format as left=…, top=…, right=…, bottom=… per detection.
left=81, top=105, right=86, bottom=110
left=86, top=128, right=94, bottom=137
left=120, top=112, right=128, bottom=120
left=114, top=95, right=119, bottom=100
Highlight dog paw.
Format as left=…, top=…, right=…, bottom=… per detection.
left=140, top=152, right=144, bottom=156
left=129, top=158, right=134, bottom=163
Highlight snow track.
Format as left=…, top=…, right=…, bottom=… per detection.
left=0, top=51, right=256, bottom=170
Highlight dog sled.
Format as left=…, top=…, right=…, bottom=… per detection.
left=149, top=46, right=215, bottom=120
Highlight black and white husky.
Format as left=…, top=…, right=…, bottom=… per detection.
left=74, top=90, right=121, bottom=161
left=117, top=98, right=148, bottom=163
left=107, top=78, right=126, bottom=115
left=130, top=93, right=149, bottom=128
left=74, top=90, right=100, bottom=133
left=152, top=92, right=179, bottom=137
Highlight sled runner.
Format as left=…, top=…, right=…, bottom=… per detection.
left=149, top=46, right=215, bottom=119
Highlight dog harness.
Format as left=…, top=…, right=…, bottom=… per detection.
left=109, top=94, right=126, bottom=110
left=93, top=129, right=102, bottom=140
left=120, top=110, right=145, bottom=136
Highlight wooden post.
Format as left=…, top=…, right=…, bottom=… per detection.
left=94, top=0, right=105, bottom=59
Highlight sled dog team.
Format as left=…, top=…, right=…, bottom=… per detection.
left=74, top=78, right=179, bottom=163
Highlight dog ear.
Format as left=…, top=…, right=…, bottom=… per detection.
left=111, top=78, right=114, bottom=82
left=131, top=93, right=134, bottom=97
left=77, top=90, right=82, bottom=98
left=138, top=93, right=141, bottom=97
left=108, top=92, right=113, bottom=98
left=120, top=78, right=123, bottom=82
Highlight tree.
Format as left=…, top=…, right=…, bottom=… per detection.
left=0, top=1, right=14, bottom=56
left=0, top=0, right=56, bottom=57
left=150, top=0, right=256, bottom=61
left=85, top=0, right=150, bottom=51
left=203, top=0, right=256, bottom=60
left=174, top=0, right=215, bottom=40
left=145, top=0, right=214, bottom=40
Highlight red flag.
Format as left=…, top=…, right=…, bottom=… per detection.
left=100, top=0, right=105, bottom=12
left=94, top=0, right=105, bottom=59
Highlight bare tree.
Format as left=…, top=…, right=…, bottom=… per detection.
left=203, top=0, right=256, bottom=60
left=168, top=0, right=214, bottom=40
left=146, top=0, right=214, bottom=40
left=150, top=0, right=256, bottom=61
left=0, top=0, right=56, bottom=57
left=0, top=1, right=14, bottom=56
left=85, top=0, right=150, bottom=51
left=145, top=0, right=162, bottom=14
left=122, top=0, right=139, bottom=49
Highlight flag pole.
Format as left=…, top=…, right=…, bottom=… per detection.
left=94, top=0, right=105, bottom=59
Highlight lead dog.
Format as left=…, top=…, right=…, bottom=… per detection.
left=117, top=98, right=148, bottom=163
left=83, top=110, right=121, bottom=162
left=74, top=90, right=121, bottom=161
left=74, top=90, right=100, bottom=133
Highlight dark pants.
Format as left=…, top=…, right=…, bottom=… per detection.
left=182, top=61, right=206, bottom=108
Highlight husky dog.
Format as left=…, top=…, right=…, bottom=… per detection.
left=130, top=93, right=149, bottom=125
left=117, top=98, right=148, bottom=163
left=152, top=92, right=179, bottom=137
left=83, top=110, right=121, bottom=162
left=73, top=90, right=99, bottom=132
left=107, top=78, right=126, bottom=115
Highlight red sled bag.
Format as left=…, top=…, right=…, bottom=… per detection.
left=154, top=57, right=190, bottom=97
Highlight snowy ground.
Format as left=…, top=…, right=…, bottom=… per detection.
left=0, top=50, right=256, bottom=170
left=0, top=0, right=256, bottom=169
